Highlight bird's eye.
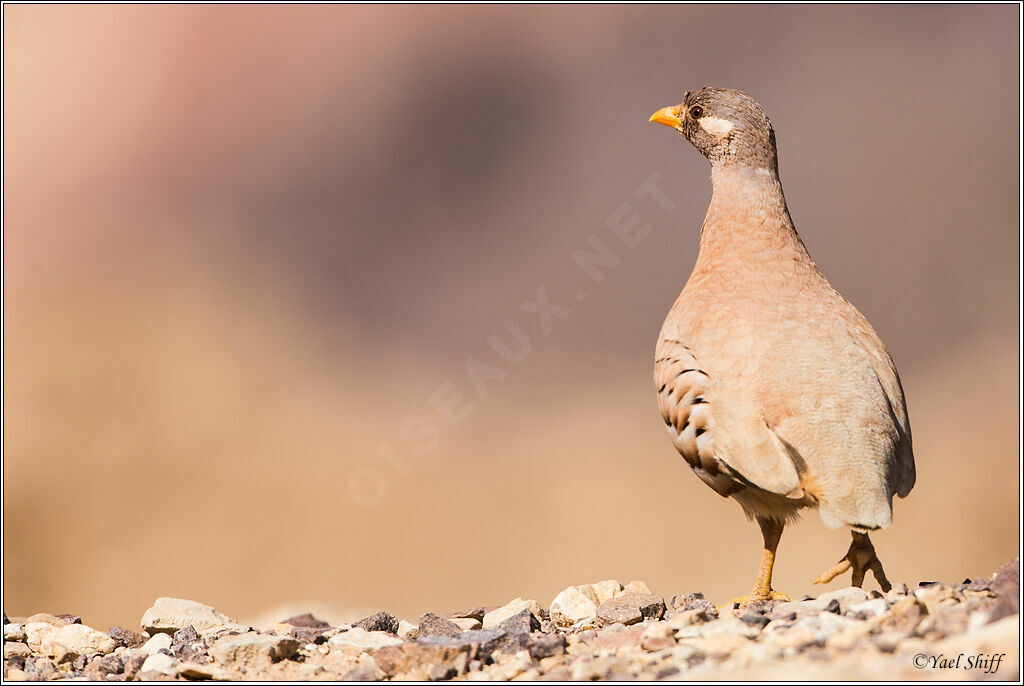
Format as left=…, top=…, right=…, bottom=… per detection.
left=689, top=106, right=704, bottom=119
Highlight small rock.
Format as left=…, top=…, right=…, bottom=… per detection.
left=291, top=626, right=329, bottom=645
left=396, top=620, right=419, bottom=640
left=172, top=625, right=198, bottom=645
left=328, top=628, right=404, bottom=655
left=493, top=609, right=541, bottom=654
left=341, top=664, right=383, bottom=681
left=419, top=628, right=508, bottom=661
left=670, top=592, right=708, bottom=611
left=372, top=642, right=471, bottom=679
left=354, top=611, right=399, bottom=635
left=591, top=581, right=623, bottom=604
left=596, top=593, right=665, bottom=626
left=4, top=623, right=26, bottom=641
left=24, top=622, right=117, bottom=662
left=417, top=612, right=461, bottom=638
left=816, top=587, right=869, bottom=614
left=451, top=617, right=482, bottom=631
left=108, top=625, right=147, bottom=648
left=139, top=652, right=177, bottom=676
left=666, top=607, right=716, bottom=628
left=140, top=632, right=173, bottom=655
left=140, top=598, right=249, bottom=637
left=4, top=641, right=31, bottom=660
left=24, top=614, right=68, bottom=627
left=177, top=661, right=233, bottom=680
left=55, top=614, right=81, bottom=625
left=445, top=607, right=493, bottom=622
left=210, top=632, right=300, bottom=666
left=24, top=656, right=59, bottom=681
left=848, top=598, right=888, bottom=619
left=640, top=623, right=676, bottom=651
left=487, top=652, right=532, bottom=680
left=877, top=597, right=928, bottom=635
left=83, top=655, right=123, bottom=680
left=675, top=616, right=761, bottom=641
left=583, top=624, right=646, bottom=652
left=550, top=586, right=599, bottom=627
left=988, top=558, right=1019, bottom=622
left=497, top=609, right=541, bottom=637
left=280, top=612, right=329, bottom=628
left=886, top=581, right=910, bottom=598
left=175, top=638, right=209, bottom=663
left=623, top=580, right=652, bottom=596
left=527, top=634, right=566, bottom=660
left=482, top=599, right=542, bottom=629
left=122, top=653, right=147, bottom=680
left=739, top=611, right=771, bottom=629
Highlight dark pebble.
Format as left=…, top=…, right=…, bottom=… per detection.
left=355, top=611, right=399, bottom=635
left=172, top=625, right=198, bottom=645
left=739, top=611, right=770, bottom=629
left=108, top=625, right=147, bottom=649
left=417, top=612, right=462, bottom=638
left=527, top=633, right=567, bottom=659
left=282, top=612, right=329, bottom=628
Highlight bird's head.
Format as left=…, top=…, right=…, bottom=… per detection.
left=650, top=87, right=777, bottom=170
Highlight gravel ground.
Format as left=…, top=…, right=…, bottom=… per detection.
left=3, top=559, right=1018, bottom=681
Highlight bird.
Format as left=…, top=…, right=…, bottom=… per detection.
left=648, top=88, right=915, bottom=605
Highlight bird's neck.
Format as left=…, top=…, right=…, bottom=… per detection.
left=699, top=163, right=811, bottom=264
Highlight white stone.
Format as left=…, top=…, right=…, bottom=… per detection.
left=24, top=622, right=116, bottom=662
left=550, top=586, right=599, bottom=627
left=793, top=613, right=858, bottom=642
left=209, top=632, right=300, bottom=665
left=4, top=623, right=26, bottom=641
left=591, top=581, right=623, bottom=605
left=140, top=597, right=249, bottom=637
left=140, top=652, right=177, bottom=676
left=327, top=627, right=403, bottom=655
left=848, top=598, right=888, bottom=618
left=815, top=586, right=869, bottom=614
left=482, top=598, right=542, bottom=629
left=177, top=662, right=233, bottom=680
left=397, top=620, right=419, bottom=640
left=140, top=632, right=173, bottom=656
left=451, top=617, right=482, bottom=631
left=623, top=580, right=652, bottom=596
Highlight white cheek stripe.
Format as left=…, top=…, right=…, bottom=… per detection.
left=699, top=116, right=734, bottom=138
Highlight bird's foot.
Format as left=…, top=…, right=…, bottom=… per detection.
left=813, top=531, right=892, bottom=592
left=725, top=588, right=790, bottom=610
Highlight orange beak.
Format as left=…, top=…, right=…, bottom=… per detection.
left=649, top=105, right=683, bottom=128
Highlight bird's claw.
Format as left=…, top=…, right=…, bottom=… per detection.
left=814, top=533, right=892, bottom=592
left=725, top=588, right=790, bottom=610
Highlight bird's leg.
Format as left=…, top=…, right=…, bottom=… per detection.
left=729, top=516, right=790, bottom=607
left=814, top=530, right=892, bottom=592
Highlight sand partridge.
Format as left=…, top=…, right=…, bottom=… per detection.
left=649, top=88, right=915, bottom=604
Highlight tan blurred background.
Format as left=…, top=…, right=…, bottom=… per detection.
left=3, top=5, right=1020, bottom=630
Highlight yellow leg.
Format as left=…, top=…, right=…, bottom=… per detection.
left=814, top=530, right=892, bottom=592
left=729, top=517, right=791, bottom=607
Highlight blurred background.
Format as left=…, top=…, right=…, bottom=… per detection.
left=3, top=5, right=1019, bottom=630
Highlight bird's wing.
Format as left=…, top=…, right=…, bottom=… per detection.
left=847, top=312, right=916, bottom=498
left=655, top=336, right=802, bottom=498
